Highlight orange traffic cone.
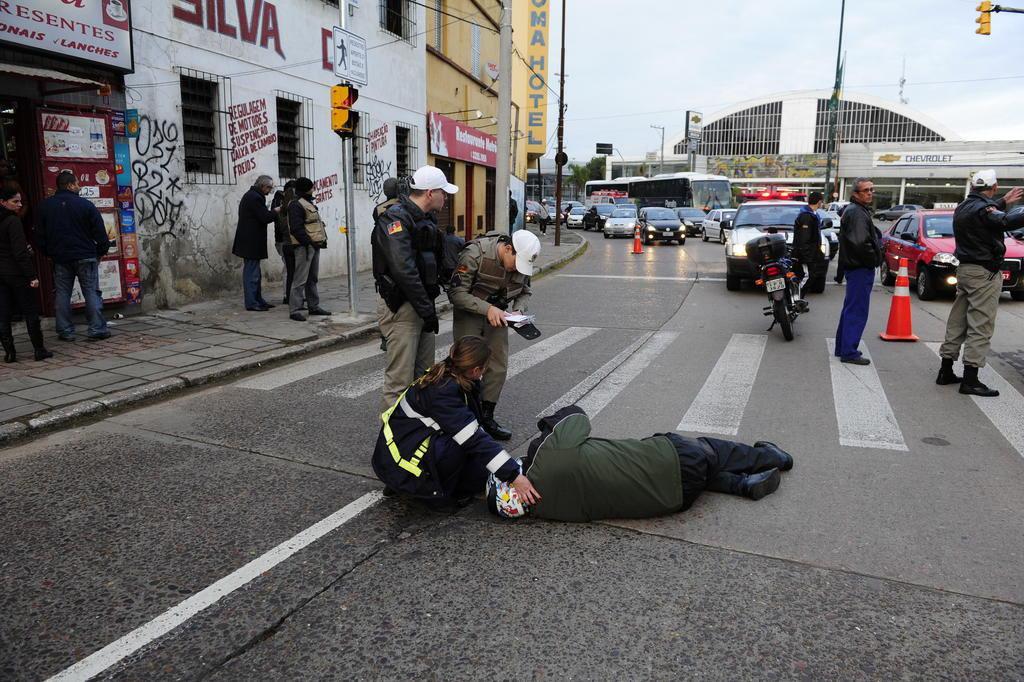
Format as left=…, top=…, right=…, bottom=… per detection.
left=631, top=225, right=644, bottom=254
left=880, top=257, right=918, bottom=342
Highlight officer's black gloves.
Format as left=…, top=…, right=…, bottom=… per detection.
left=422, top=315, right=440, bottom=334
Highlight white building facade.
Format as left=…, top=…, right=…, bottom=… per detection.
left=127, top=0, right=426, bottom=306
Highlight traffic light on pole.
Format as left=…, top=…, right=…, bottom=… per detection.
left=330, top=84, right=360, bottom=138
left=976, top=1, right=992, bottom=35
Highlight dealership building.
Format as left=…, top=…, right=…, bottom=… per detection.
left=607, top=89, right=1024, bottom=209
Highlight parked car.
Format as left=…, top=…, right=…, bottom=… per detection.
left=725, top=200, right=829, bottom=291
left=675, top=207, right=708, bottom=237
left=603, top=206, right=639, bottom=238
left=566, top=206, right=586, bottom=228
left=639, top=206, right=685, bottom=245
left=874, top=204, right=924, bottom=221
left=701, top=208, right=738, bottom=244
left=816, top=209, right=841, bottom=259
left=827, top=201, right=850, bottom=215
left=880, top=209, right=1024, bottom=300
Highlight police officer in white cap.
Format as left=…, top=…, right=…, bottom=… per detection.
left=936, top=169, right=1024, bottom=396
left=448, top=228, right=541, bottom=440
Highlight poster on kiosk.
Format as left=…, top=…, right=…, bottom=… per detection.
left=39, top=109, right=127, bottom=305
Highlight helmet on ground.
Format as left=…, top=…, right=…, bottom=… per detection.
left=486, top=462, right=531, bottom=519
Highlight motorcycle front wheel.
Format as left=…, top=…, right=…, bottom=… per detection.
left=773, top=298, right=794, bottom=341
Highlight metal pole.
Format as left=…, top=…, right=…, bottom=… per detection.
left=339, top=1, right=357, bottom=316
left=495, top=0, right=513, bottom=233
left=553, top=0, right=566, bottom=247
left=823, top=0, right=846, bottom=203
left=650, top=125, right=665, bottom=174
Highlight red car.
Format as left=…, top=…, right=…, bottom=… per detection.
left=880, top=209, right=1024, bottom=300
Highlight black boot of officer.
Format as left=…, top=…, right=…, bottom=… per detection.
left=960, top=365, right=999, bottom=397
left=481, top=401, right=512, bottom=441
left=935, top=358, right=962, bottom=385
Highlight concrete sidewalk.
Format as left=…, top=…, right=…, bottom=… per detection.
left=0, top=227, right=585, bottom=442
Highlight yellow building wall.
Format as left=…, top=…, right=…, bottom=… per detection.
left=425, top=0, right=545, bottom=235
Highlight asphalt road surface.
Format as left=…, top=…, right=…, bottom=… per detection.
left=3, top=229, right=1023, bottom=680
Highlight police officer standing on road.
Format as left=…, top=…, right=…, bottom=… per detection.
left=372, top=166, right=457, bottom=412
left=936, top=170, right=1024, bottom=396
left=792, top=191, right=828, bottom=303
left=448, top=229, right=541, bottom=440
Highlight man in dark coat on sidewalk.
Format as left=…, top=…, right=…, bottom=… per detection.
left=232, top=175, right=278, bottom=311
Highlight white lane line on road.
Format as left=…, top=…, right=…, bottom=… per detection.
left=573, top=331, right=679, bottom=417
left=539, top=332, right=654, bottom=417
left=320, top=326, right=598, bottom=399
left=926, top=343, right=1024, bottom=459
left=826, top=339, right=908, bottom=451
left=47, top=491, right=383, bottom=682
left=677, top=334, right=767, bottom=436
left=236, top=321, right=453, bottom=391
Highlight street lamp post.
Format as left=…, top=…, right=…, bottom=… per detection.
left=823, top=0, right=846, bottom=203
left=552, top=0, right=567, bottom=247
left=651, top=125, right=665, bottom=174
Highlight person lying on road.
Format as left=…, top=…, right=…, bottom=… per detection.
left=486, top=405, right=793, bottom=521
left=372, top=335, right=541, bottom=511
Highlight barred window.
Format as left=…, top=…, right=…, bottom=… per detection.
left=380, top=0, right=417, bottom=45
left=433, top=0, right=443, bottom=49
left=275, top=92, right=314, bottom=181
left=471, top=24, right=481, bottom=77
left=179, top=69, right=234, bottom=184
left=395, top=123, right=418, bottom=179
left=351, top=113, right=368, bottom=188
left=681, top=102, right=782, bottom=156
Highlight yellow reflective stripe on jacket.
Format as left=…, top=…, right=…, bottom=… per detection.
left=381, top=388, right=430, bottom=478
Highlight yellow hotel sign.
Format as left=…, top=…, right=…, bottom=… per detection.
left=525, top=0, right=549, bottom=154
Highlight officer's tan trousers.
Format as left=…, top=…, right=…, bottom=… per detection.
left=939, top=263, right=1002, bottom=368
left=452, top=309, right=508, bottom=403
left=378, top=300, right=435, bottom=413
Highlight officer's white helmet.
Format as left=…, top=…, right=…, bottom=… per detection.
left=486, top=463, right=531, bottom=519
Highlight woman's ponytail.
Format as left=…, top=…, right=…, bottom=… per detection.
left=416, top=336, right=491, bottom=392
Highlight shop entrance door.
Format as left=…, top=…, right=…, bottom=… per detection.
left=464, top=163, right=475, bottom=241
left=435, top=159, right=455, bottom=233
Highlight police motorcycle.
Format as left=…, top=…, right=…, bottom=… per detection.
left=745, top=233, right=805, bottom=341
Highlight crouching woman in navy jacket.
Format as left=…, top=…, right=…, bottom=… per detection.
left=372, top=335, right=540, bottom=508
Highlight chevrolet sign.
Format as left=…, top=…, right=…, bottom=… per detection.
left=873, top=152, right=956, bottom=166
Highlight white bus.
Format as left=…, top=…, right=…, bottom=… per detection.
left=628, top=173, right=733, bottom=210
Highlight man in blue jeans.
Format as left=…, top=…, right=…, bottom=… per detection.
left=835, top=178, right=883, bottom=365
left=36, top=171, right=112, bottom=341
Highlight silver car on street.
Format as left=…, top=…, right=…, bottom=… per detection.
left=603, top=206, right=639, bottom=238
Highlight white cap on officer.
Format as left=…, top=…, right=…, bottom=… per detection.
left=511, top=230, right=541, bottom=276
left=972, top=169, right=998, bottom=188
left=409, top=165, right=459, bottom=194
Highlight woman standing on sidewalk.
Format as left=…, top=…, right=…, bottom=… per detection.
left=0, top=187, right=52, bottom=362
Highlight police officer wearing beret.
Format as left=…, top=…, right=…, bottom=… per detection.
left=372, top=166, right=456, bottom=412
left=937, top=170, right=1024, bottom=396
left=448, top=228, right=541, bottom=440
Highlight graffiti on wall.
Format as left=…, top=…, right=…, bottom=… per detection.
left=313, top=173, right=338, bottom=204
left=229, top=98, right=277, bottom=177
left=132, top=116, right=185, bottom=234
left=365, top=123, right=392, bottom=202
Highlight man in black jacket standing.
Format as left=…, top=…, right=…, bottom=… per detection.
left=36, top=171, right=112, bottom=341
left=372, top=165, right=455, bottom=412
left=792, top=191, right=827, bottom=300
left=231, top=175, right=278, bottom=311
left=936, top=170, right=1024, bottom=396
left=834, top=178, right=883, bottom=365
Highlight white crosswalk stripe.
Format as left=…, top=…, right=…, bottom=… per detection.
left=926, top=343, right=1024, bottom=460
left=678, top=334, right=767, bottom=436
left=826, top=339, right=907, bottom=451
left=320, top=326, right=598, bottom=399
left=572, top=331, right=679, bottom=418
left=539, top=332, right=654, bottom=417
left=235, top=321, right=452, bottom=391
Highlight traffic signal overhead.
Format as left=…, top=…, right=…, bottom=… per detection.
left=976, top=1, right=992, bottom=34
left=330, top=84, right=360, bottom=138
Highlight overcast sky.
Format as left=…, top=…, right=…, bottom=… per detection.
left=541, top=0, right=1024, bottom=161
